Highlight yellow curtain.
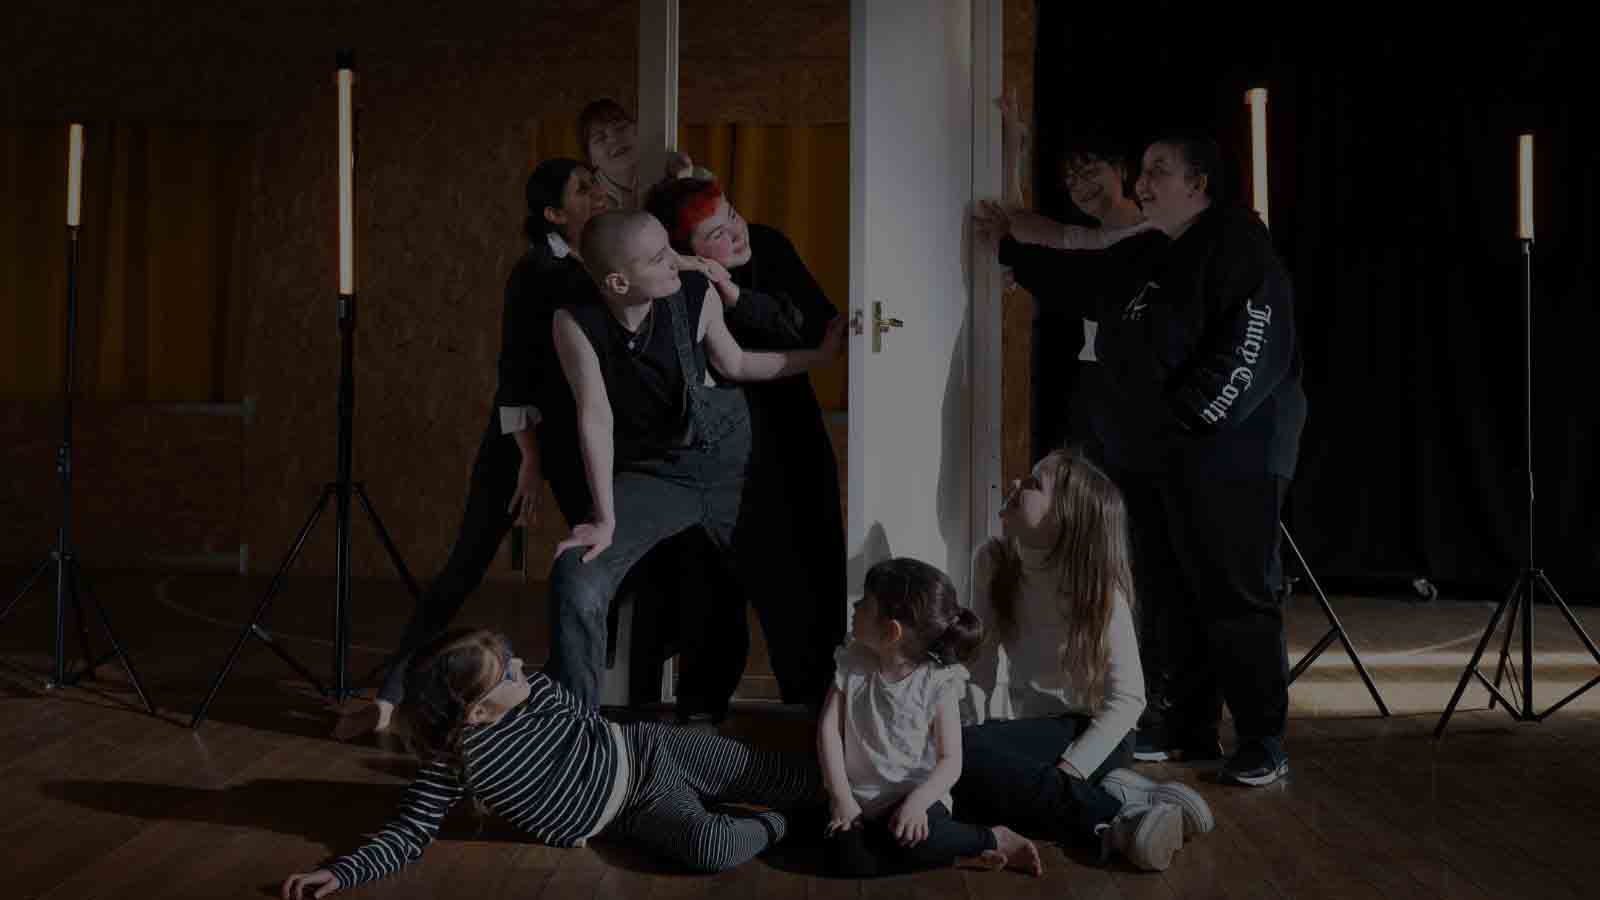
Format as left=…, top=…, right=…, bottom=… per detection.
left=0, top=123, right=249, bottom=401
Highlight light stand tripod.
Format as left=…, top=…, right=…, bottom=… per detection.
left=1434, top=231, right=1600, bottom=737
left=190, top=52, right=422, bottom=728
left=1, top=138, right=155, bottom=713
left=1280, top=521, right=1389, bottom=716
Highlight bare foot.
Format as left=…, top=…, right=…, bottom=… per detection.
left=991, top=826, right=1043, bottom=877
left=956, top=848, right=1009, bottom=871
left=332, top=700, right=393, bottom=742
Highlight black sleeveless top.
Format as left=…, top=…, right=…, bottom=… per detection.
left=567, top=271, right=713, bottom=463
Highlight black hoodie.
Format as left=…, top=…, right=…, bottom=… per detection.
left=1001, top=204, right=1305, bottom=479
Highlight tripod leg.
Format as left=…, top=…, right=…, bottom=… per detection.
left=1435, top=580, right=1520, bottom=738
left=1488, top=575, right=1522, bottom=712
left=69, top=566, right=98, bottom=681
left=1334, top=627, right=1390, bottom=717
left=191, top=487, right=334, bottom=728
left=1520, top=570, right=1535, bottom=720
left=1530, top=572, right=1600, bottom=720
left=1278, top=522, right=1390, bottom=715
left=1, top=556, right=52, bottom=626
left=50, top=552, right=70, bottom=688
left=73, top=560, right=156, bottom=714
left=354, top=484, right=424, bottom=602
left=1537, top=573, right=1600, bottom=662
left=1289, top=628, right=1339, bottom=684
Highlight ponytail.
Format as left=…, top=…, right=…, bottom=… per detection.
left=927, top=606, right=984, bottom=666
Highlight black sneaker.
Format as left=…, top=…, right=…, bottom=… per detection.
left=1219, top=739, right=1289, bottom=787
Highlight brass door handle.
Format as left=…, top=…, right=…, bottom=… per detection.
left=871, top=301, right=904, bottom=353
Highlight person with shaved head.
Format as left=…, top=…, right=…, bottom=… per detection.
left=540, top=209, right=846, bottom=707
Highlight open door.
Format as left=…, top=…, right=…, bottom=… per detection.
left=848, top=0, right=1003, bottom=605
left=851, top=0, right=998, bottom=602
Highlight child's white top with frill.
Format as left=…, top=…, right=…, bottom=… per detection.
left=834, top=641, right=970, bottom=819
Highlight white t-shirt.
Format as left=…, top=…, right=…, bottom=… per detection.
left=833, top=642, right=970, bottom=819
left=962, top=539, right=1146, bottom=777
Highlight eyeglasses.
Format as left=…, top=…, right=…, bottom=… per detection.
left=1062, top=161, right=1108, bottom=188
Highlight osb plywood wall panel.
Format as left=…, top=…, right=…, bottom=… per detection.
left=0, top=402, right=243, bottom=568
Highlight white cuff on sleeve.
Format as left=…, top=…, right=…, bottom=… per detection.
left=499, top=405, right=542, bottom=435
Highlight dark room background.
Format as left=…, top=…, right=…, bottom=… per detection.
left=1032, top=1, right=1597, bottom=600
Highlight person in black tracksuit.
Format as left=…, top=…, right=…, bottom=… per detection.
left=987, top=133, right=1305, bottom=787
left=645, top=178, right=847, bottom=718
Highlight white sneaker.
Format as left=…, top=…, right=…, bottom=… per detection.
left=1100, top=768, right=1215, bottom=837
left=1099, top=801, right=1184, bottom=871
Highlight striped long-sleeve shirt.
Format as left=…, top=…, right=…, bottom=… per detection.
left=327, top=673, right=624, bottom=889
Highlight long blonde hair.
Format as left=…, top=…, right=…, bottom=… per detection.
left=989, top=447, right=1134, bottom=710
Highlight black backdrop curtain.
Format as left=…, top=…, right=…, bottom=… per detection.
left=1033, top=2, right=1597, bottom=600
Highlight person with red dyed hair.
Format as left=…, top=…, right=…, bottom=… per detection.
left=646, top=177, right=846, bottom=723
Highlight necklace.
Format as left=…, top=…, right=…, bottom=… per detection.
left=623, top=306, right=655, bottom=354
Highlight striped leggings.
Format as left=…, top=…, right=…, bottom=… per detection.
left=603, top=722, right=824, bottom=872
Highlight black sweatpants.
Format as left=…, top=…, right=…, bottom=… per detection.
left=823, top=801, right=997, bottom=877
left=1111, top=463, right=1290, bottom=744
left=951, top=714, right=1129, bottom=843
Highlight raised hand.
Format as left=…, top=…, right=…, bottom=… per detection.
left=972, top=199, right=1011, bottom=247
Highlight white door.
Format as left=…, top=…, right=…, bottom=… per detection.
left=848, top=0, right=1003, bottom=605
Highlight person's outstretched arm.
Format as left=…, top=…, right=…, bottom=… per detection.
left=552, top=308, right=617, bottom=562
left=698, top=285, right=845, bottom=382
left=281, top=761, right=465, bottom=898
left=679, top=254, right=808, bottom=349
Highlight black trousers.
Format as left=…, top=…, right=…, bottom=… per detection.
left=672, top=396, right=846, bottom=715
left=951, top=714, right=1129, bottom=843
left=823, top=801, right=996, bottom=877
left=378, top=415, right=680, bottom=705
left=1109, top=463, right=1291, bottom=743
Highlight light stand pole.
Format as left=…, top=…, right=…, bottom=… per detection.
left=191, top=53, right=423, bottom=728
left=1, top=124, right=155, bottom=714
left=1435, top=134, right=1600, bottom=737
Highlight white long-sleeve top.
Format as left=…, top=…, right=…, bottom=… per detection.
left=963, top=538, right=1146, bottom=777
